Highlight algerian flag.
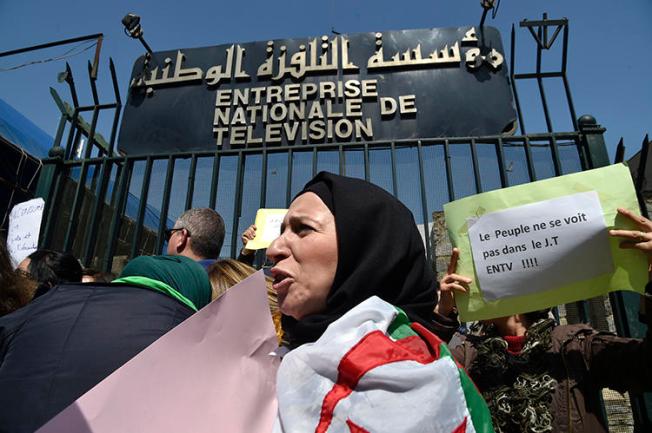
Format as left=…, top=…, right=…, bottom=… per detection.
left=273, top=296, right=494, bottom=433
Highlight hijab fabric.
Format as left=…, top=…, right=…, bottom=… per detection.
left=283, top=171, right=439, bottom=347
left=116, top=255, right=211, bottom=311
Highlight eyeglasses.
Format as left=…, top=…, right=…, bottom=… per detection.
left=165, top=227, right=189, bottom=239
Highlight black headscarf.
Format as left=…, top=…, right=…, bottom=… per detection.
left=282, top=171, right=439, bottom=347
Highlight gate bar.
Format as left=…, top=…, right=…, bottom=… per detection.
left=510, top=24, right=526, bottom=135
left=155, top=156, right=177, bottom=253
left=443, top=139, right=455, bottom=201
left=535, top=26, right=554, bottom=133
left=184, top=154, right=198, bottom=211
left=469, top=138, right=483, bottom=193
left=208, top=152, right=221, bottom=210
left=62, top=160, right=91, bottom=251
left=523, top=136, right=537, bottom=182
left=129, top=156, right=154, bottom=259
left=81, top=157, right=112, bottom=266
left=390, top=142, right=398, bottom=197
left=230, top=152, right=245, bottom=258
left=260, top=149, right=268, bottom=209
left=102, top=158, right=130, bottom=271
left=416, top=140, right=432, bottom=263
left=285, top=149, right=294, bottom=207
left=495, top=137, right=508, bottom=188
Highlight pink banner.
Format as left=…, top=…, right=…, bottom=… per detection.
left=37, top=270, right=279, bottom=433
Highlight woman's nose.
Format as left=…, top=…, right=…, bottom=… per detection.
left=266, top=235, right=289, bottom=264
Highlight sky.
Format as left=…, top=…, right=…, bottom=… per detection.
left=1, top=0, right=650, bottom=160
left=1, top=0, right=651, bottom=257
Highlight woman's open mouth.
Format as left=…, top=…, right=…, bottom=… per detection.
left=270, top=268, right=293, bottom=295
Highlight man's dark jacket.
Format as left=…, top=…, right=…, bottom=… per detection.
left=0, top=283, right=193, bottom=433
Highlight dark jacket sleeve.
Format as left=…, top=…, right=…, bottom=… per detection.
left=237, top=251, right=255, bottom=266
left=582, top=294, right=652, bottom=393
left=431, top=311, right=461, bottom=343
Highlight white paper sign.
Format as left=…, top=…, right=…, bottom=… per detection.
left=261, top=213, right=284, bottom=243
left=7, top=198, right=45, bottom=268
left=467, top=191, right=613, bottom=301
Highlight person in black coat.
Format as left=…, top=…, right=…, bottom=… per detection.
left=0, top=255, right=211, bottom=433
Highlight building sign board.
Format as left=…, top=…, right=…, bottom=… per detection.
left=118, top=26, right=516, bottom=154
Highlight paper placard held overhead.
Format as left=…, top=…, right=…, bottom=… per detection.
left=7, top=198, right=45, bottom=268
left=245, top=209, right=288, bottom=250
left=444, top=163, right=647, bottom=321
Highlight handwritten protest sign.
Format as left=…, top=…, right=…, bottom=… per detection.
left=7, top=198, right=44, bottom=268
left=245, top=208, right=288, bottom=250
left=469, top=191, right=613, bottom=301
left=444, top=163, right=647, bottom=321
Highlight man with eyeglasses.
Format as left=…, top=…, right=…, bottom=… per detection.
left=166, top=208, right=225, bottom=269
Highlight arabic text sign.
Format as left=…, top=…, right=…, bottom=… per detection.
left=7, top=198, right=44, bottom=268
left=468, top=191, right=613, bottom=301
left=246, top=209, right=288, bottom=250
left=37, top=271, right=279, bottom=433
left=443, top=163, right=648, bottom=321
left=118, top=27, right=515, bottom=153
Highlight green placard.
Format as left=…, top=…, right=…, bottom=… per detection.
left=443, top=163, right=647, bottom=321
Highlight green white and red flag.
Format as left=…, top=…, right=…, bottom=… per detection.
left=273, top=296, right=494, bottom=433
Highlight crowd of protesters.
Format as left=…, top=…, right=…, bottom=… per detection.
left=0, top=172, right=651, bottom=432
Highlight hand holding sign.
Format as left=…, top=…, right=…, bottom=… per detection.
left=244, top=209, right=288, bottom=250
left=610, top=208, right=652, bottom=250
left=610, top=207, right=652, bottom=270
left=240, top=224, right=257, bottom=256
left=435, top=248, right=471, bottom=317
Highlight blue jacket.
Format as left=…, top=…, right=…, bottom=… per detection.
left=0, top=283, right=193, bottom=432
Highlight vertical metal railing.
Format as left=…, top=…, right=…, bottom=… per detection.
left=184, top=155, right=198, bottom=211
left=230, top=152, right=245, bottom=258
left=155, top=156, right=176, bottom=253
left=443, top=139, right=455, bottom=202
left=208, top=152, right=221, bottom=210
left=129, top=156, right=154, bottom=259
left=101, top=157, right=130, bottom=271
left=416, top=140, right=431, bottom=263
left=469, top=138, right=483, bottom=193
left=81, top=157, right=111, bottom=266
left=37, top=134, right=589, bottom=268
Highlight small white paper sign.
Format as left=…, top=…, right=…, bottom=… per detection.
left=467, top=191, right=613, bottom=301
left=7, top=198, right=45, bottom=268
left=261, top=213, right=284, bottom=243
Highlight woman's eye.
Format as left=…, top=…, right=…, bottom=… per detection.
left=296, top=223, right=314, bottom=234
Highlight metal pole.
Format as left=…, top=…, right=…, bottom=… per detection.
left=0, top=33, right=103, bottom=79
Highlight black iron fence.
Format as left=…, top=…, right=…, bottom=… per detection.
left=36, top=126, right=605, bottom=272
